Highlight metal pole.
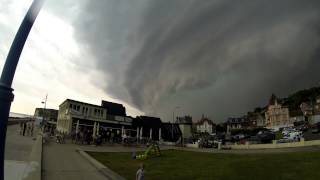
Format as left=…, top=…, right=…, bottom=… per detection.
left=42, top=94, right=47, bottom=129
left=0, top=1, right=44, bottom=179
left=172, top=111, right=174, bottom=141
left=172, top=106, right=180, bottom=142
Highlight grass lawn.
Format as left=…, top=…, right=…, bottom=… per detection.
left=88, top=150, right=320, bottom=180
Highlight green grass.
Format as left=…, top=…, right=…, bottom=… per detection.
left=88, top=150, right=320, bottom=180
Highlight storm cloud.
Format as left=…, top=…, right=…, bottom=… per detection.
left=73, top=0, right=320, bottom=122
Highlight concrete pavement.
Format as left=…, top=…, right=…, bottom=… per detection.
left=42, top=140, right=109, bottom=180
left=4, top=124, right=38, bottom=180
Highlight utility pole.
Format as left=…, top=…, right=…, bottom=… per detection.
left=0, top=1, right=44, bottom=179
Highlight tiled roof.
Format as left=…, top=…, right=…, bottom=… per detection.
left=195, top=117, right=215, bottom=125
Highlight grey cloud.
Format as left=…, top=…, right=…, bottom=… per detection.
left=73, top=0, right=320, bottom=122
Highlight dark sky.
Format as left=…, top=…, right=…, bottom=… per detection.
left=73, top=0, right=320, bottom=122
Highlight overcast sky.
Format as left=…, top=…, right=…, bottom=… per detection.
left=1, top=0, right=320, bottom=123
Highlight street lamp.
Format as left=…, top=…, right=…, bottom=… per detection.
left=0, top=1, right=44, bottom=179
left=172, top=106, right=180, bottom=141
left=41, top=94, right=47, bottom=129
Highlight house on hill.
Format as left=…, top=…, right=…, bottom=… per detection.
left=265, top=94, right=291, bottom=129
left=195, top=115, right=216, bottom=134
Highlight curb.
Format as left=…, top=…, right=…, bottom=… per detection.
left=76, top=149, right=126, bottom=180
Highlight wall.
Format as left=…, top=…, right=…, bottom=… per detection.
left=224, top=139, right=320, bottom=150
left=179, top=124, right=192, bottom=138
left=186, top=143, right=199, bottom=148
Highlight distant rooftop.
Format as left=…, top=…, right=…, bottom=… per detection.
left=9, top=112, right=32, bottom=118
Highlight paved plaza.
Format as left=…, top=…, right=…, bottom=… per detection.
left=42, top=139, right=110, bottom=180
left=4, top=124, right=37, bottom=180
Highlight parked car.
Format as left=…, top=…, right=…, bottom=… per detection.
left=311, top=128, right=320, bottom=134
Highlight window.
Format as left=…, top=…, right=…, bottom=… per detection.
left=69, top=104, right=72, bottom=108
left=77, top=105, right=80, bottom=111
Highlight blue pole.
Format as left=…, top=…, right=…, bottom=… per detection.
left=0, top=1, right=44, bottom=179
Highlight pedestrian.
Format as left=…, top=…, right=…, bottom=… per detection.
left=136, top=163, right=145, bottom=180
left=80, top=130, right=85, bottom=144
left=27, top=123, right=31, bottom=136
left=19, top=122, right=23, bottom=135
left=30, top=122, right=34, bottom=137
left=22, top=122, right=27, bottom=136
left=111, top=132, right=114, bottom=144
left=71, top=129, right=76, bottom=143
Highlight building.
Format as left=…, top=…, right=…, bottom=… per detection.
left=56, top=99, right=132, bottom=134
left=290, top=116, right=305, bottom=124
left=34, top=108, right=58, bottom=121
left=300, top=102, right=313, bottom=118
left=101, top=100, right=126, bottom=116
left=195, top=115, right=216, bottom=134
left=247, top=111, right=266, bottom=128
left=132, top=116, right=162, bottom=141
left=176, top=116, right=193, bottom=139
left=227, top=116, right=250, bottom=130
left=309, top=96, right=320, bottom=124
left=34, top=108, right=58, bottom=126
left=265, top=94, right=291, bottom=129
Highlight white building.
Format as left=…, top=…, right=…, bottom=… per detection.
left=195, top=116, right=215, bottom=134
left=265, top=94, right=291, bottom=129
left=57, top=99, right=132, bottom=134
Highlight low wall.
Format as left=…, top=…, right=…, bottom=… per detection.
left=161, top=141, right=176, bottom=146
left=185, top=143, right=199, bottom=148
left=224, top=139, right=320, bottom=150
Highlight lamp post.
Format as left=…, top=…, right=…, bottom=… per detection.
left=172, top=106, right=180, bottom=141
left=41, top=94, right=47, bottom=130
left=0, top=1, right=44, bottom=179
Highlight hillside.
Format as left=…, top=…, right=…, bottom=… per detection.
left=251, top=86, right=320, bottom=117
left=283, top=86, right=320, bottom=116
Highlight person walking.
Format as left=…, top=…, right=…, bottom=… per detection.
left=27, top=123, right=31, bottom=136
left=30, top=122, right=34, bottom=137
left=136, top=163, right=145, bottom=180
left=22, top=122, right=27, bottom=136
left=19, top=122, right=23, bottom=135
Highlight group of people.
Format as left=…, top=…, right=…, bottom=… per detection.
left=71, top=129, right=95, bottom=145
left=70, top=128, right=129, bottom=146
left=19, top=121, right=34, bottom=137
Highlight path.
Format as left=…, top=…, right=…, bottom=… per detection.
left=42, top=140, right=109, bottom=180
left=5, top=124, right=37, bottom=180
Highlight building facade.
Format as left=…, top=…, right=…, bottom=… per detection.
left=265, top=95, right=291, bottom=129
left=34, top=108, right=58, bottom=121
left=176, top=116, right=193, bottom=139
left=195, top=116, right=215, bottom=134
left=227, top=116, right=250, bottom=130
left=56, top=99, right=132, bottom=134
left=307, top=96, right=320, bottom=124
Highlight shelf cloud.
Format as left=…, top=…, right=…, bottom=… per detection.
left=74, top=0, right=320, bottom=121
